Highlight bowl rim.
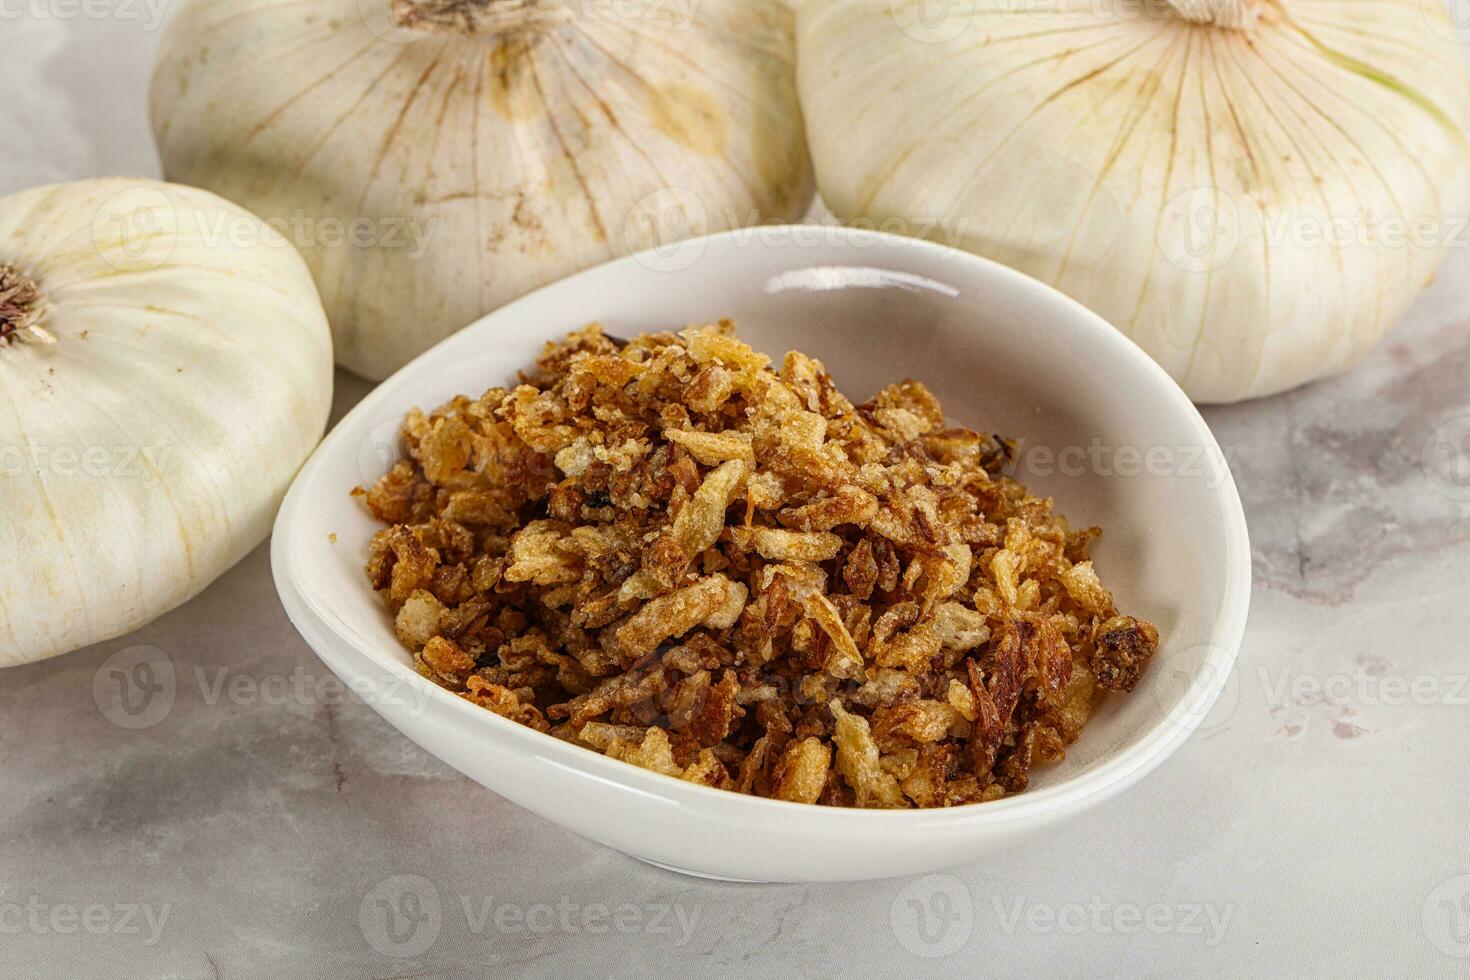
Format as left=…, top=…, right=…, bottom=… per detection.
left=273, top=224, right=1252, bottom=828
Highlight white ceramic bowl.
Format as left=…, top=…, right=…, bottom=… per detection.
left=272, top=227, right=1251, bottom=883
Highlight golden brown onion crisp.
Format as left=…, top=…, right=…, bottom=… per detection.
left=360, top=323, right=1159, bottom=808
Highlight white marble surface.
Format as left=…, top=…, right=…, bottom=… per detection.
left=4, top=11, right=1470, bottom=979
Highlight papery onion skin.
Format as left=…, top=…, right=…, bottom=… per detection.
left=798, top=0, right=1470, bottom=403
left=149, top=0, right=815, bottom=381
left=0, top=178, right=333, bottom=667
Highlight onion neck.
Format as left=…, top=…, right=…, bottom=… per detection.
left=0, top=265, right=54, bottom=346
left=1161, top=0, right=1258, bottom=30
left=389, top=0, right=571, bottom=36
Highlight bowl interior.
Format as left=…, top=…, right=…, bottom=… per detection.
left=281, top=229, right=1247, bottom=802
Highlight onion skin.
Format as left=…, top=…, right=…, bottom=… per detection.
left=0, top=178, right=333, bottom=667
left=150, top=0, right=814, bottom=381
left=798, top=0, right=1470, bottom=403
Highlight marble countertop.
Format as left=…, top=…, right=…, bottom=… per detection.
left=4, top=11, right=1470, bottom=980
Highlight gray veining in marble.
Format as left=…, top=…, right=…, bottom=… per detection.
left=3, top=10, right=1470, bottom=979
